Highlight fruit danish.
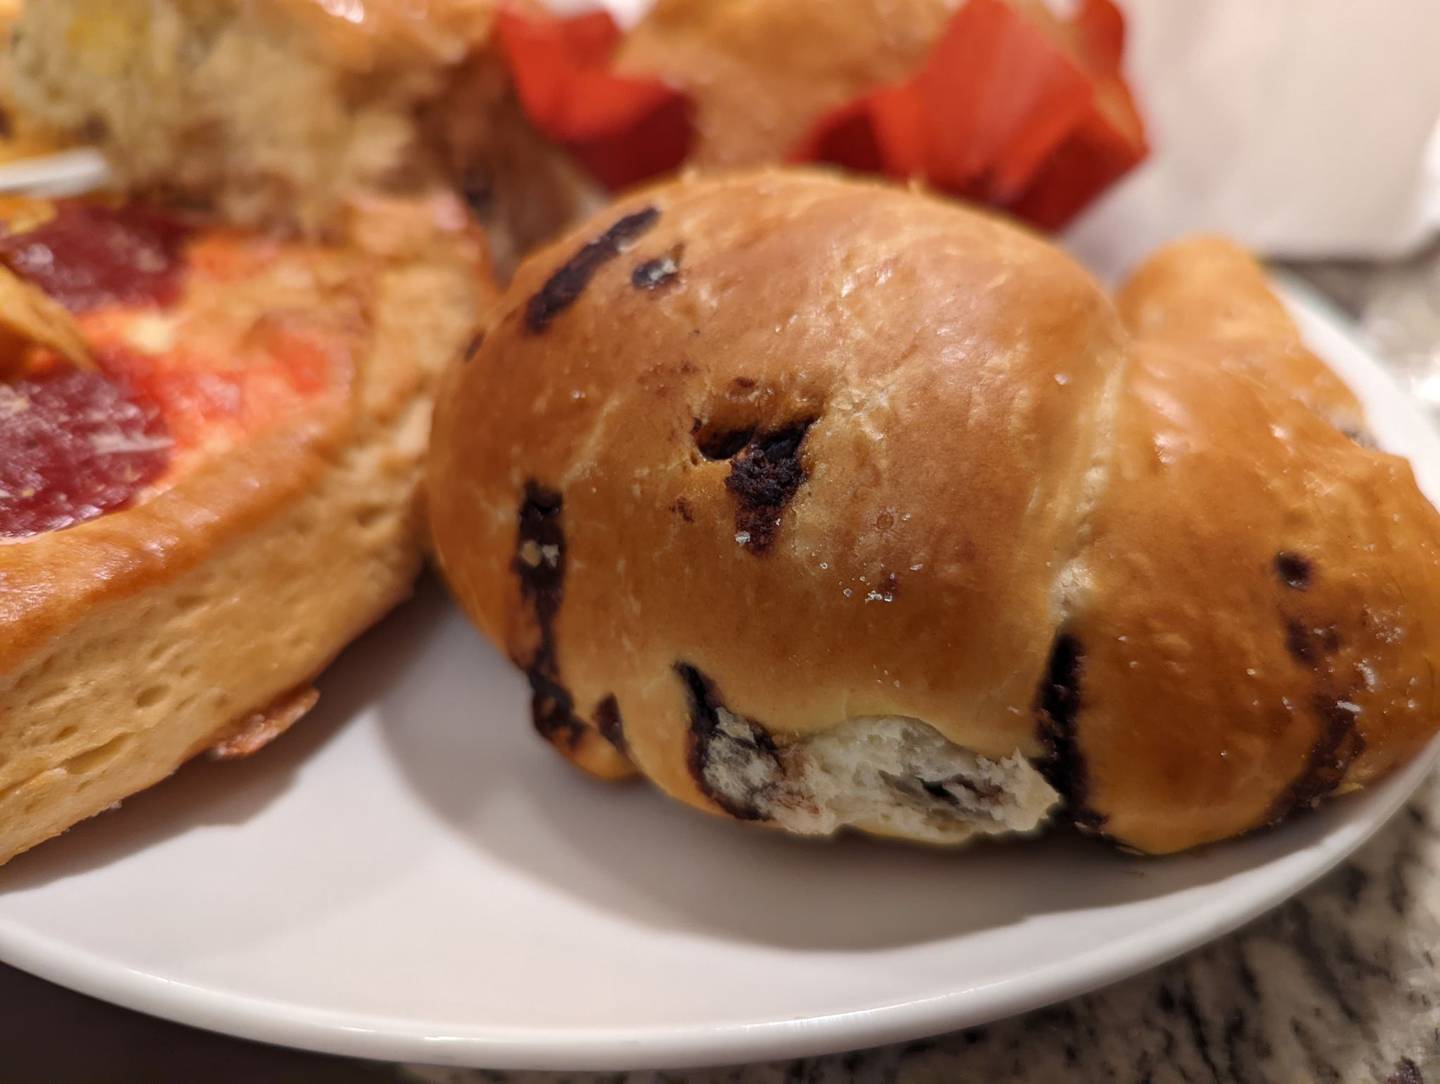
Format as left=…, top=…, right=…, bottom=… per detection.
left=0, top=193, right=492, bottom=865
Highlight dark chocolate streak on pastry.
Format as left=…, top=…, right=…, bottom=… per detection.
left=930, top=775, right=1003, bottom=803
left=513, top=483, right=586, bottom=750
left=880, top=772, right=1002, bottom=810
left=675, top=662, right=780, bottom=821
left=1285, top=619, right=1315, bottom=664
left=526, top=206, right=660, bottom=332
left=1285, top=619, right=1341, bottom=665
left=632, top=246, right=682, bottom=290
left=1388, top=1057, right=1424, bottom=1084
left=922, top=780, right=964, bottom=805
left=1342, top=426, right=1377, bottom=449
left=696, top=426, right=755, bottom=461
left=724, top=418, right=817, bottom=553
left=1270, top=604, right=1364, bottom=822
left=593, top=695, right=627, bottom=755
left=1268, top=696, right=1367, bottom=823
left=1274, top=551, right=1312, bottom=590
left=1034, top=633, right=1106, bottom=831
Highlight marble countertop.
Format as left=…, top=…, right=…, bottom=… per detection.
left=5, top=244, right=1438, bottom=1084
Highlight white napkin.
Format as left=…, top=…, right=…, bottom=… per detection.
left=1067, top=1, right=1440, bottom=275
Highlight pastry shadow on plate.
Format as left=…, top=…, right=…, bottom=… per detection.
left=0, top=581, right=442, bottom=891
left=373, top=585, right=1378, bottom=951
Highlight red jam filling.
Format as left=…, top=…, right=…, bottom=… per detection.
left=0, top=203, right=191, bottom=313
left=0, top=368, right=171, bottom=538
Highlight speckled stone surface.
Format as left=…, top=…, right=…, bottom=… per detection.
left=406, top=774, right=1440, bottom=1084
left=3, top=246, right=1437, bottom=1084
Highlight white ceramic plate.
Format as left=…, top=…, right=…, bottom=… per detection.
left=0, top=283, right=1435, bottom=1072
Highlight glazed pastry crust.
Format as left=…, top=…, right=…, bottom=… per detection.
left=428, top=170, right=1440, bottom=854
left=1079, top=244, right=1440, bottom=851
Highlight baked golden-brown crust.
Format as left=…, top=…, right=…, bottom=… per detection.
left=1116, top=236, right=1367, bottom=437
left=0, top=193, right=493, bottom=866
left=615, top=0, right=953, bottom=168
left=1071, top=239, right=1440, bottom=852
left=428, top=170, right=1440, bottom=854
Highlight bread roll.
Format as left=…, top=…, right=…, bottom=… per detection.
left=427, top=170, right=1440, bottom=854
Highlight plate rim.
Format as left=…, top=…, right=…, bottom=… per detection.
left=1, top=735, right=1433, bottom=1071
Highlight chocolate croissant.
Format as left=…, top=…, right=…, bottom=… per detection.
left=428, top=170, right=1440, bottom=854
